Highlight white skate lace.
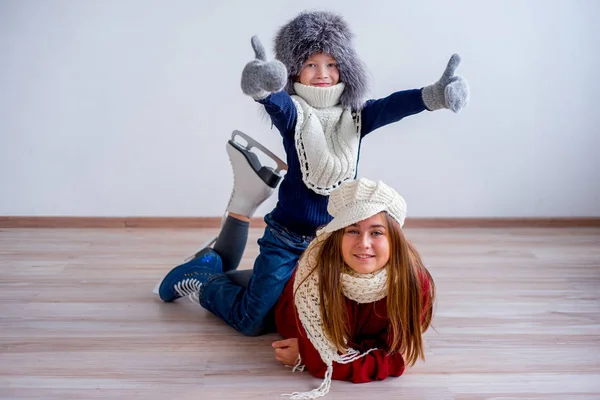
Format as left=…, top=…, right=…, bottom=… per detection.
left=173, top=278, right=202, bottom=300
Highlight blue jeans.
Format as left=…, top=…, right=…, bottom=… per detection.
left=199, top=213, right=314, bottom=336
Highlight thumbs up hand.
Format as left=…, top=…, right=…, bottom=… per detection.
left=241, top=36, right=288, bottom=100
left=422, top=54, right=470, bottom=113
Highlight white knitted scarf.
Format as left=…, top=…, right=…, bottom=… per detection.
left=287, top=237, right=388, bottom=399
left=291, top=83, right=361, bottom=196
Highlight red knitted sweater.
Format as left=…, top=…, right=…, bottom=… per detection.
left=274, top=270, right=432, bottom=383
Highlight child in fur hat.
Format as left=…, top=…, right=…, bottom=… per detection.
left=154, top=10, right=465, bottom=339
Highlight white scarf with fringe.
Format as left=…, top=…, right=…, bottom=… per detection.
left=286, top=237, right=388, bottom=399
left=291, top=82, right=361, bottom=196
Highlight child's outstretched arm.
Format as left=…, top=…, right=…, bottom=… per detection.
left=360, top=54, right=469, bottom=136
left=240, top=36, right=297, bottom=136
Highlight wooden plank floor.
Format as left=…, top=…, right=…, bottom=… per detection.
left=1, top=227, right=599, bottom=400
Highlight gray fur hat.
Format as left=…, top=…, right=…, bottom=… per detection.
left=274, top=11, right=369, bottom=111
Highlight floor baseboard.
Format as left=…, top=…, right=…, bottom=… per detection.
left=1, top=216, right=600, bottom=228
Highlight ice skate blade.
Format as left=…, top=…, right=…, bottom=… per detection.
left=227, top=141, right=283, bottom=189
left=230, top=130, right=287, bottom=174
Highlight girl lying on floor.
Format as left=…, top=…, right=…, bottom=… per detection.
left=273, top=178, right=436, bottom=399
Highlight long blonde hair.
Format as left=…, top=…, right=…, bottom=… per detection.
left=296, top=212, right=435, bottom=366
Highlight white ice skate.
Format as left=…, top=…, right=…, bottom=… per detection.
left=225, top=130, right=287, bottom=216
left=184, top=130, right=287, bottom=262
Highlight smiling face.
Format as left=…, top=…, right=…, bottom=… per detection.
left=298, top=52, right=340, bottom=87
left=340, top=212, right=391, bottom=274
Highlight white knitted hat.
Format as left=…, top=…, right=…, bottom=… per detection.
left=317, top=178, right=407, bottom=236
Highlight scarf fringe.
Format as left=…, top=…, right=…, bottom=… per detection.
left=292, top=354, right=305, bottom=373
left=283, top=347, right=378, bottom=400
left=283, top=365, right=333, bottom=400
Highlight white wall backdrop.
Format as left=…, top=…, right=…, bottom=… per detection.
left=1, top=0, right=599, bottom=218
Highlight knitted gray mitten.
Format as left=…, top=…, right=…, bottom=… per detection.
left=422, top=54, right=469, bottom=113
left=241, top=36, right=287, bottom=100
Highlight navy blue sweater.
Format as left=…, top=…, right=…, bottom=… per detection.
left=259, top=89, right=426, bottom=236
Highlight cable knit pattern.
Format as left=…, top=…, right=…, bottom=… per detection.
left=317, top=178, right=407, bottom=236
left=259, top=88, right=426, bottom=236
left=292, top=82, right=360, bottom=196
left=289, top=236, right=388, bottom=399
